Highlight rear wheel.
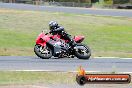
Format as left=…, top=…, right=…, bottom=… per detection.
left=74, top=43, right=91, bottom=60
left=34, top=44, right=52, bottom=59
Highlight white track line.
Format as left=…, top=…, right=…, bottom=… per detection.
left=119, top=58, right=132, bottom=59
left=94, top=57, right=132, bottom=59
left=6, top=70, right=132, bottom=74
left=94, top=57, right=119, bottom=59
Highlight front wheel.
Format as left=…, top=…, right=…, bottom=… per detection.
left=74, top=43, right=91, bottom=60
left=34, top=44, right=52, bottom=59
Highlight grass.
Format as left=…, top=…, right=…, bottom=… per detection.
left=0, top=9, right=132, bottom=57
left=0, top=71, right=75, bottom=85
left=0, top=71, right=131, bottom=85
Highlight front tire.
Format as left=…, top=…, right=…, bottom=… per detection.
left=34, top=44, right=52, bottom=59
left=74, top=43, right=91, bottom=60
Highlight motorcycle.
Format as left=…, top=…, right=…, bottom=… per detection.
left=34, top=30, right=91, bottom=59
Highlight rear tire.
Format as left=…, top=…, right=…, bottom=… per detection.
left=34, top=44, right=52, bottom=59
left=74, top=43, right=91, bottom=60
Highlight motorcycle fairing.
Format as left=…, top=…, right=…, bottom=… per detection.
left=36, top=33, right=51, bottom=47
left=74, top=36, right=84, bottom=43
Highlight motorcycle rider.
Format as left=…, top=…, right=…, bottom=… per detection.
left=48, top=21, right=75, bottom=46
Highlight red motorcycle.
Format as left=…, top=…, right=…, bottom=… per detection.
left=34, top=31, right=91, bottom=59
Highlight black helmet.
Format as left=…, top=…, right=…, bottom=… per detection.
left=49, top=21, right=58, bottom=30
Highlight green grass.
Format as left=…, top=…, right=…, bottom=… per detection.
left=0, top=9, right=132, bottom=57
left=0, top=71, right=75, bottom=85
left=0, top=71, right=131, bottom=85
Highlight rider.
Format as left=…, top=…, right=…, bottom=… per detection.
left=48, top=21, right=75, bottom=46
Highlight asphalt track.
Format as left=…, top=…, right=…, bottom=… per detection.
left=0, top=56, right=132, bottom=73
left=0, top=3, right=132, bottom=17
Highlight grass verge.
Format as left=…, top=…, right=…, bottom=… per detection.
left=0, top=71, right=75, bottom=85
left=0, top=71, right=131, bottom=85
